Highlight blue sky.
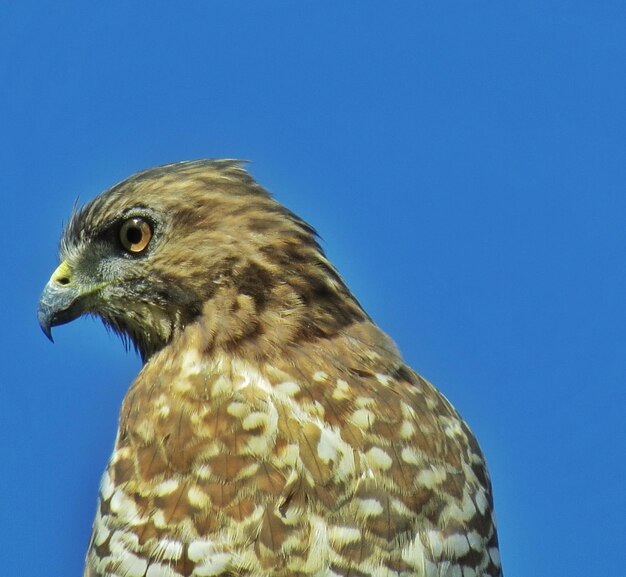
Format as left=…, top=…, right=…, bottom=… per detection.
left=2, top=2, right=625, bottom=575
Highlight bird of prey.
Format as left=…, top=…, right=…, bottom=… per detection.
left=39, top=160, right=503, bottom=577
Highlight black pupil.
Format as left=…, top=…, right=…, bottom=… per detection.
left=126, top=225, right=143, bottom=245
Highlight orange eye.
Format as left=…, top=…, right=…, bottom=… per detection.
left=119, top=217, right=152, bottom=254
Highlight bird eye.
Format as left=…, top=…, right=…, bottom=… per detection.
left=119, top=217, right=153, bottom=254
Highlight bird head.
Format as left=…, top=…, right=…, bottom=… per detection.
left=39, top=160, right=365, bottom=361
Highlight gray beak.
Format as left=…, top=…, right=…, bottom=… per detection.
left=38, top=261, right=85, bottom=342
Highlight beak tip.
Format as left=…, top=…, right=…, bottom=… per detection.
left=38, top=309, right=54, bottom=342
left=43, top=326, right=54, bottom=343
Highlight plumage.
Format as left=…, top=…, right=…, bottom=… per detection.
left=39, top=160, right=503, bottom=577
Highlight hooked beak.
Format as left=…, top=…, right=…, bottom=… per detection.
left=38, top=261, right=86, bottom=342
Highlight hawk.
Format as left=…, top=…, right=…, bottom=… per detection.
left=38, top=160, right=503, bottom=577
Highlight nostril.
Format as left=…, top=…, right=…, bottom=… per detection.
left=50, top=261, right=73, bottom=288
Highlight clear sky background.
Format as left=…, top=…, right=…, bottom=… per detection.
left=2, top=2, right=625, bottom=576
